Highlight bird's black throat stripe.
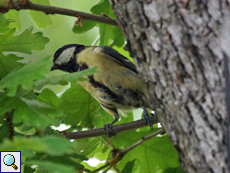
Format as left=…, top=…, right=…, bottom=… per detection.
left=62, top=58, right=79, bottom=72
left=79, top=63, right=89, bottom=71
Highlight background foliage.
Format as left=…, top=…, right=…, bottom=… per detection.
left=0, top=0, right=183, bottom=172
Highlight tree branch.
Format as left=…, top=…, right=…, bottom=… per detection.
left=61, top=116, right=159, bottom=139
left=0, top=0, right=118, bottom=26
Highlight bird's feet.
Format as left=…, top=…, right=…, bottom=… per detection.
left=143, top=109, right=153, bottom=130
left=104, top=123, right=117, bottom=138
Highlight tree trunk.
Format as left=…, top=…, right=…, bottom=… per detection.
left=109, top=0, right=229, bottom=172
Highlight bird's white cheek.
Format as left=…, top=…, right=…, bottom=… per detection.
left=55, top=47, right=76, bottom=65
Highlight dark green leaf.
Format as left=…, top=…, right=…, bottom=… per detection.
left=13, top=97, right=63, bottom=130
left=0, top=53, right=23, bottom=78
left=0, top=93, right=63, bottom=131
left=163, top=166, right=185, bottom=173
left=73, top=137, right=101, bottom=157
left=121, top=160, right=136, bottom=173
left=0, top=56, right=51, bottom=96
left=23, top=164, right=35, bottom=173
left=0, top=94, right=16, bottom=116
left=59, top=83, right=99, bottom=128
left=0, top=118, right=10, bottom=143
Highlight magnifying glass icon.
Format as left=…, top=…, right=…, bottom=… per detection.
left=3, top=154, right=18, bottom=170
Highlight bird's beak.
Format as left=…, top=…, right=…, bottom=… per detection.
left=51, top=64, right=59, bottom=71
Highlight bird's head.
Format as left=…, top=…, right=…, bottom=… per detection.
left=51, top=44, right=85, bottom=73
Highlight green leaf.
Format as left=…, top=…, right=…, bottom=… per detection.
left=91, top=106, right=113, bottom=129
left=0, top=94, right=15, bottom=116
left=4, top=11, right=21, bottom=30
left=73, top=137, right=101, bottom=157
left=0, top=93, right=63, bottom=131
left=37, top=88, right=61, bottom=107
left=98, top=22, right=125, bottom=47
left=90, top=0, right=108, bottom=15
left=72, top=20, right=97, bottom=34
left=0, top=27, right=49, bottom=54
left=26, top=160, right=77, bottom=173
left=13, top=97, right=63, bottom=130
left=109, top=26, right=125, bottom=47
left=59, top=83, right=99, bottom=128
left=39, top=136, right=79, bottom=155
left=0, top=56, right=51, bottom=96
left=0, top=136, right=77, bottom=156
left=113, top=131, right=180, bottom=173
left=29, top=0, right=52, bottom=28
left=121, top=160, right=136, bottom=173
left=34, top=67, right=98, bottom=90
left=0, top=53, right=23, bottom=78
left=0, top=14, right=11, bottom=33
left=112, top=46, right=134, bottom=62
left=33, top=153, right=86, bottom=170
left=91, top=0, right=125, bottom=47
left=163, top=167, right=185, bottom=173
left=23, top=164, right=35, bottom=173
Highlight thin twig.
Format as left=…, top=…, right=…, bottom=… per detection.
left=5, top=112, right=14, bottom=140
left=91, top=128, right=165, bottom=172
left=91, top=163, right=110, bottom=173
left=61, top=116, right=159, bottom=139
left=119, top=128, right=165, bottom=155
left=6, top=1, right=118, bottom=26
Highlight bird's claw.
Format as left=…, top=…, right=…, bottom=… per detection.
left=104, top=123, right=117, bottom=138
left=143, top=109, right=153, bottom=130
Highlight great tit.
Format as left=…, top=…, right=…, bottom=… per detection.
left=51, top=44, right=152, bottom=134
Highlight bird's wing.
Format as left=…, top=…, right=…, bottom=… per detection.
left=99, top=46, right=137, bottom=73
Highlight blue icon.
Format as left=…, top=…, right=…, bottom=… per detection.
left=3, top=154, right=18, bottom=170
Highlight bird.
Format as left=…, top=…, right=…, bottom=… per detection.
left=51, top=44, right=152, bottom=135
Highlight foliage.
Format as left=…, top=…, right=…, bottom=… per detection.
left=0, top=0, right=183, bottom=173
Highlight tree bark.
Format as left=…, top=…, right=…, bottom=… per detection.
left=110, top=0, right=229, bottom=172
